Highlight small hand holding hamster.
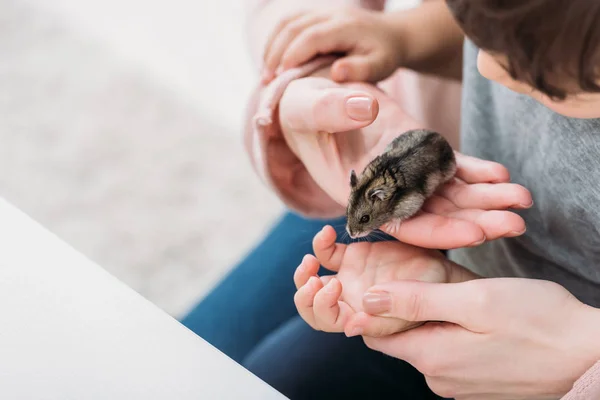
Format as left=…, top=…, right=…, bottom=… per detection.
left=346, top=129, right=456, bottom=239
left=293, top=225, right=478, bottom=337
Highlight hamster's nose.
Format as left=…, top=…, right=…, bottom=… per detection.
left=346, top=225, right=354, bottom=238
left=347, top=226, right=361, bottom=239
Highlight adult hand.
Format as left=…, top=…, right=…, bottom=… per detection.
left=278, top=74, right=533, bottom=249
left=293, top=225, right=475, bottom=335
left=349, top=278, right=600, bottom=399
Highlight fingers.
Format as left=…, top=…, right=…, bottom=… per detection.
left=454, top=153, right=511, bottom=184
left=331, top=53, right=393, bottom=82
left=312, top=225, right=347, bottom=272
left=445, top=209, right=526, bottom=240
left=294, top=254, right=321, bottom=290
left=294, top=276, right=323, bottom=329
left=279, top=20, right=353, bottom=70
left=264, top=13, right=328, bottom=76
left=423, top=195, right=527, bottom=240
left=361, top=280, right=482, bottom=328
left=294, top=275, right=352, bottom=333
left=362, top=322, right=456, bottom=368
left=280, top=20, right=345, bottom=70
left=438, top=180, right=533, bottom=210
left=313, top=278, right=353, bottom=331
left=262, top=12, right=305, bottom=82
left=344, top=311, right=423, bottom=338
left=383, top=213, right=486, bottom=249
left=280, top=78, right=379, bottom=133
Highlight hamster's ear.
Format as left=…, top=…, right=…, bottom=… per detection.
left=350, top=170, right=358, bottom=187
left=369, top=187, right=393, bottom=201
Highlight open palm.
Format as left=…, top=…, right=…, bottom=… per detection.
left=280, top=76, right=532, bottom=249
left=293, top=225, right=467, bottom=335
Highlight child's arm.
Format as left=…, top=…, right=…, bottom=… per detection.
left=263, top=0, right=465, bottom=83
left=391, top=0, right=464, bottom=81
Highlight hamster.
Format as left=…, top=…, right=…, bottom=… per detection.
left=346, top=129, right=457, bottom=239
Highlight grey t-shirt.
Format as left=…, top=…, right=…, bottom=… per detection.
left=448, top=41, right=600, bottom=307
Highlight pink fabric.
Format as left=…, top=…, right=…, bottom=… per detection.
left=246, top=55, right=346, bottom=218
left=562, top=361, right=600, bottom=400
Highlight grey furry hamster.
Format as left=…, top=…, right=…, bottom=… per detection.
left=346, top=129, right=457, bottom=238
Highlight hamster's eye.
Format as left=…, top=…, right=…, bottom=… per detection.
left=359, top=215, right=370, bottom=224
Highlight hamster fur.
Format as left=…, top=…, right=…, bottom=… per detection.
left=346, top=129, right=456, bottom=238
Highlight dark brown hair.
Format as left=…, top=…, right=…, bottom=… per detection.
left=446, top=0, right=600, bottom=99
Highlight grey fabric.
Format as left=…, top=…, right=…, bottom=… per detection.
left=449, top=40, right=600, bottom=307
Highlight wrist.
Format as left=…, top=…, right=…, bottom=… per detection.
left=557, top=302, right=600, bottom=397
left=380, top=2, right=464, bottom=80
left=579, top=305, right=600, bottom=362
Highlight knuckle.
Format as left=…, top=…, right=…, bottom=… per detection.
left=362, top=336, right=378, bottom=350
left=305, top=26, right=328, bottom=42
left=418, top=357, right=443, bottom=378
left=370, top=321, right=386, bottom=338
left=426, top=378, right=457, bottom=399
left=311, top=90, right=337, bottom=125
left=413, top=331, right=447, bottom=377
left=281, top=12, right=303, bottom=27
left=315, top=315, right=334, bottom=332
left=468, top=282, right=492, bottom=316
left=284, top=21, right=305, bottom=37
left=293, top=290, right=305, bottom=308
left=406, top=289, right=425, bottom=322
left=278, top=28, right=297, bottom=44
left=316, top=89, right=338, bottom=108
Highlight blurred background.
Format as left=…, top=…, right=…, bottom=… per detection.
left=0, top=0, right=283, bottom=318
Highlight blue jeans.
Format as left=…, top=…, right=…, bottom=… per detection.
left=181, top=212, right=442, bottom=399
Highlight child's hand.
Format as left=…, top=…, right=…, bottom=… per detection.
left=293, top=225, right=474, bottom=337
left=262, top=8, right=402, bottom=83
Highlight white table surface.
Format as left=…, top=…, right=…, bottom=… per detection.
left=0, top=197, right=286, bottom=399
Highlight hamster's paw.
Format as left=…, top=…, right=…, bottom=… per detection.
left=382, top=219, right=402, bottom=235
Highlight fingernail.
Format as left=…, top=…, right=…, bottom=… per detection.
left=345, top=97, right=375, bottom=121
left=512, top=200, right=534, bottom=209
left=363, top=291, right=391, bottom=314
left=346, top=326, right=363, bottom=337
left=468, top=236, right=486, bottom=247
left=521, top=200, right=534, bottom=208
left=307, top=276, right=319, bottom=291
left=507, top=228, right=526, bottom=237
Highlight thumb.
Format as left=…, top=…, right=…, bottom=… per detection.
left=362, top=280, right=478, bottom=327
left=331, top=54, right=393, bottom=83
left=280, top=78, right=379, bottom=133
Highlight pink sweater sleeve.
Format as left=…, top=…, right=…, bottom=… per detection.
left=242, top=0, right=388, bottom=218
left=242, top=0, right=461, bottom=218
left=562, top=361, right=600, bottom=400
